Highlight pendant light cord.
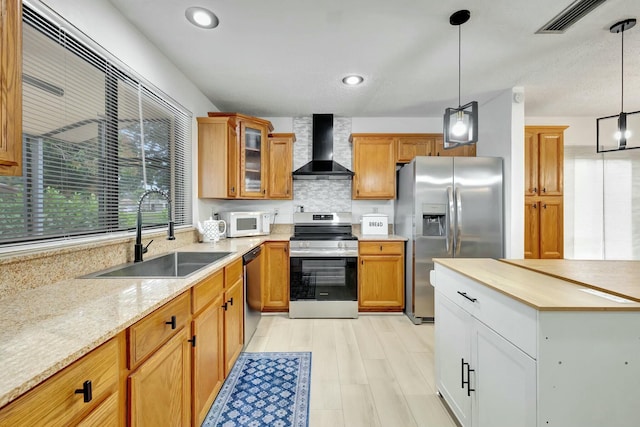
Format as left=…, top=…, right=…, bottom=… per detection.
left=458, top=24, right=462, bottom=108
left=621, top=27, right=624, bottom=112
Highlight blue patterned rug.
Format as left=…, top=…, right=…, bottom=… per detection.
left=202, top=352, right=311, bottom=427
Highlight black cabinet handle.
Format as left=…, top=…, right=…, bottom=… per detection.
left=542, top=187, right=546, bottom=193
left=227, top=297, right=234, bottom=306
left=222, top=302, right=228, bottom=311
left=165, top=315, right=177, bottom=329
left=457, top=291, right=478, bottom=303
left=467, top=365, right=476, bottom=396
left=188, top=336, right=196, bottom=347
left=75, top=380, right=92, bottom=403
left=533, top=187, right=537, bottom=193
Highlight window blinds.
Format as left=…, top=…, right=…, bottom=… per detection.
left=0, top=4, right=192, bottom=245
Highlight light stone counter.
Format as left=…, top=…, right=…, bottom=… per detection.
left=353, top=233, right=407, bottom=241
left=0, top=234, right=290, bottom=408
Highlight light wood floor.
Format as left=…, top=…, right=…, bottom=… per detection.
left=244, top=314, right=457, bottom=427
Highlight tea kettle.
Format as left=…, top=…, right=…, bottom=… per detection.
left=202, top=218, right=227, bottom=242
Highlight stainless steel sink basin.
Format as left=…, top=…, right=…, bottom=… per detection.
left=83, top=251, right=233, bottom=279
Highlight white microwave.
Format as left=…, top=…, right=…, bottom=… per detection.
left=219, top=211, right=271, bottom=237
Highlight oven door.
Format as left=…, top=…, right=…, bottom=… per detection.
left=290, top=256, right=357, bottom=301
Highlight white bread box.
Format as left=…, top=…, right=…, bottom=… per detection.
left=361, top=213, right=389, bottom=236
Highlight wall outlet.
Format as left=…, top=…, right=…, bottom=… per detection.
left=273, top=208, right=279, bottom=215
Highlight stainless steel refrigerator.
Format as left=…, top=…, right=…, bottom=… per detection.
left=395, top=156, right=504, bottom=324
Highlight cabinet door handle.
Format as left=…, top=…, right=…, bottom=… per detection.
left=227, top=297, right=234, bottom=306
left=188, top=336, right=196, bottom=347
left=222, top=302, right=228, bottom=311
left=467, top=365, right=476, bottom=396
left=165, top=315, right=177, bottom=329
left=532, top=203, right=537, bottom=209
left=542, top=187, right=546, bottom=193
left=543, top=204, right=547, bottom=209
left=533, top=187, right=537, bottom=193
left=457, top=291, right=477, bottom=303
left=75, top=380, right=92, bottom=403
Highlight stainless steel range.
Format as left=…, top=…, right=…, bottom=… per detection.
left=289, top=212, right=358, bottom=319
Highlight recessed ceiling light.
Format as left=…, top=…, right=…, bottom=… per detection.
left=185, top=7, right=219, bottom=29
left=342, top=75, right=364, bottom=86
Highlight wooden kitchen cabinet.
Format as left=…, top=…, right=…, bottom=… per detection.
left=396, top=134, right=438, bottom=162
left=525, top=126, right=566, bottom=197
left=0, top=0, right=22, bottom=176
left=524, top=125, right=566, bottom=259
left=262, top=241, right=289, bottom=311
left=358, top=241, right=404, bottom=311
left=204, top=113, right=274, bottom=199
left=525, top=197, right=563, bottom=259
left=191, top=269, right=225, bottom=426
left=223, top=258, right=244, bottom=375
left=0, top=335, right=122, bottom=426
left=129, top=328, right=191, bottom=427
left=267, top=133, right=295, bottom=199
left=350, top=134, right=396, bottom=199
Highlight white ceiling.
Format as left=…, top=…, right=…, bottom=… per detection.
left=108, top=0, right=640, bottom=118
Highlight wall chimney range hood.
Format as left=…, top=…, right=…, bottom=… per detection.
left=292, top=114, right=354, bottom=180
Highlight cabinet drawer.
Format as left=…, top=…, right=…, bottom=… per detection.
left=359, top=241, right=403, bottom=255
left=225, top=258, right=244, bottom=288
left=128, top=291, right=190, bottom=368
left=434, top=265, right=538, bottom=359
left=0, top=337, right=119, bottom=426
left=192, top=269, right=224, bottom=314
left=76, top=392, right=119, bottom=427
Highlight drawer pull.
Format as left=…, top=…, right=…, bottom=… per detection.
left=457, top=291, right=478, bottom=303
left=75, top=380, right=92, bottom=403
left=165, top=315, right=177, bottom=330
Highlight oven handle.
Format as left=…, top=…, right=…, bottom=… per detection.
left=289, top=251, right=358, bottom=258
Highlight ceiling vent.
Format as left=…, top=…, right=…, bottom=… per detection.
left=536, top=0, right=608, bottom=34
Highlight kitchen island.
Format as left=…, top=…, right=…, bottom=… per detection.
left=433, top=258, right=640, bottom=427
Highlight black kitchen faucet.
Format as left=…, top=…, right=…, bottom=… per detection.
left=134, top=189, right=175, bottom=262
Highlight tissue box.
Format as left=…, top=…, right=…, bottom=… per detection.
left=361, top=213, right=389, bottom=235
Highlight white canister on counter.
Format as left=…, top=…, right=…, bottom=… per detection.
left=361, top=213, right=389, bottom=235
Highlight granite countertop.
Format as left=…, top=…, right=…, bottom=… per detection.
left=0, top=234, right=290, bottom=408
left=353, top=233, right=408, bottom=241
left=434, top=258, right=640, bottom=311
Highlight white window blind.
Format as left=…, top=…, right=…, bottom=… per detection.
left=0, top=4, right=192, bottom=245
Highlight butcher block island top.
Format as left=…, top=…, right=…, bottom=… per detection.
left=433, top=258, right=640, bottom=311
left=501, top=259, right=640, bottom=303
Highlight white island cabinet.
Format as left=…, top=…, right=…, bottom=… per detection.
left=433, top=258, right=640, bottom=427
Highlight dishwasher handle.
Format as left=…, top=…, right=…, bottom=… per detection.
left=242, top=246, right=262, bottom=265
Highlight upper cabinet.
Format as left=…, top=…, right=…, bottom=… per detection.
left=435, top=139, right=476, bottom=158
left=267, top=133, right=295, bottom=199
left=350, top=134, right=396, bottom=199
left=396, top=134, right=438, bottom=162
left=525, top=126, right=566, bottom=197
left=198, top=113, right=274, bottom=199
left=0, top=0, right=22, bottom=176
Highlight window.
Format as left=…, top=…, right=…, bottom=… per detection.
left=0, top=5, right=192, bottom=245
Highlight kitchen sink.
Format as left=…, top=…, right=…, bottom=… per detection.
left=83, top=251, right=233, bottom=279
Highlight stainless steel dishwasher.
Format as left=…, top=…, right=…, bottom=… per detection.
left=242, top=246, right=262, bottom=347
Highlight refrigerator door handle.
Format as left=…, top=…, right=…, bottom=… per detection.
left=447, top=186, right=454, bottom=255
left=455, top=186, right=462, bottom=255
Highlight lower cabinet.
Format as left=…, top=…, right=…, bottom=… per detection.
left=435, top=293, right=536, bottom=427
left=0, top=335, right=122, bottom=426
left=191, top=269, right=225, bottom=426
left=262, top=241, right=289, bottom=311
left=128, top=328, right=191, bottom=427
left=223, top=258, right=245, bottom=376
left=358, top=241, right=404, bottom=311
left=524, top=196, right=563, bottom=259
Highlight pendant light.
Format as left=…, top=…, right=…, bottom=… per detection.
left=596, top=18, right=639, bottom=153
left=443, top=10, right=478, bottom=148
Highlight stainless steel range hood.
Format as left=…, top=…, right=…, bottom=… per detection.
left=292, top=114, right=354, bottom=180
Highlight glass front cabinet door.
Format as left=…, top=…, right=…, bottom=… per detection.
left=239, top=119, right=270, bottom=198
